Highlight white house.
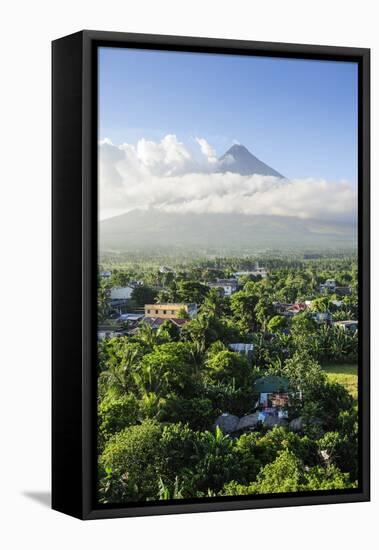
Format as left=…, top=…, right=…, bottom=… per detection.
left=333, top=320, right=358, bottom=332
left=110, top=286, right=134, bottom=300
left=320, top=279, right=337, bottom=293
left=229, top=343, right=254, bottom=361
left=98, top=325, right=125, bottom=340
left=234, top=265, right=268, bottom=280
left=207, top=279, right=238, bottom=296
left=311, top=311, right=332, bottom=324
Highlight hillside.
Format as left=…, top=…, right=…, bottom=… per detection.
left=99, top=209, right=356, bottom=254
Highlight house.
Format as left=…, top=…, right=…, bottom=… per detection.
left=144, top=303, right=197, bottom=319
left=254, top=376, right=292, bottom=415
left=333, top=320, right=358, bottom=332
left=139, top=316, right=189, bottom=330
left=118, top=313, right=145, bottom=323
left=98, top=324, right=126, bottom=340
left=214, top=413, right=240, bottom=434
left=234, top=265, right=268, bottom=280
left=140, top=317, right=167, bottom=330
left=110, top=286, right=134, bottom=301
left=170, top=318, right=189, bottom=328
left=335, top=286, right=352, bottom=297
left=207, top=278, right=238, bottom=296
left=229, top=343, right=254, bottom=362
left=273, top=301, right=308, bottom=317
left=311, top=311, right=332, bottom=325
left=320, top=279, right=337, bottom=293
left=285, top=302, right=308, bottom=316
left=273, top=301, right=292, bottom=314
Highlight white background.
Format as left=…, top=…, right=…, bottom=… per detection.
left=0, top=0, right=376, bottom=548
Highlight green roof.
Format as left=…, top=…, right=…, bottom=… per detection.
left=254, top=376, right=290, bottom=394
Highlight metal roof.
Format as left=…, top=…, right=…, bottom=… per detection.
left=229, top=343, right=254, bottom=352
left=254, top=376, right=290, bottom=394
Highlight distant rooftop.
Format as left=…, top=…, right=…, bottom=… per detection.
left=229, top=343, right=254, bottom=352
left=141, top=317, right=189, bottom=328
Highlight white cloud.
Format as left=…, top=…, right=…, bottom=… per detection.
left=134, top=134, right=193, bottom=175
left=195, top=137, right=218, bottom=164
left=99, top=137, right=114, bottom=146
left=99, top=135, right=357, bottom=224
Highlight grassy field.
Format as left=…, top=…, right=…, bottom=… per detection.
left=323, top=363, right=358, bottom=400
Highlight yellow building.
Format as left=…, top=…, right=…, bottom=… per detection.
left=144, top=303, right=197, bottom=319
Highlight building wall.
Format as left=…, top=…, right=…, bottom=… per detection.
left=110, top=287, right=133, bottom=300
left=144, top=303, right=188, bottom=319
left=209, top=283, right=236, bottom=296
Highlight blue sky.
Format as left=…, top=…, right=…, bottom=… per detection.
left=99, top=47, right=358, bottom=182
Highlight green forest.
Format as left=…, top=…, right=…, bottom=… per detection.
left=97, top=255, right=359, bottom=503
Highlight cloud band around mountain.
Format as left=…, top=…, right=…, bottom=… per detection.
left=99, top=135, right=357, bottom=224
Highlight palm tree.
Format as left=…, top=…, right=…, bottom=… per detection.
left=155, top=289, right=171, bottom=303
left=200, top=289, right=223, bottom=317
left=137, top=322, right=159, bottom=349
left=182, top=314, right=210, bottom=356
left=100, top=345, right=139, bottom=395
left=190, top=427, right=235, bottom=492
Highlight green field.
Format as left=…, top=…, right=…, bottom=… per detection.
left=323, top=364, right=358, bottom=400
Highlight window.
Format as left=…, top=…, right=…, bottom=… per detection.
left=147, top=309, right=151, bottom=314
left=163, top=310, right=167, bottom=315
left=155, top=310, right=159, bottom=314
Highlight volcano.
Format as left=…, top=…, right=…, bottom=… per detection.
left=219, top=144, right=284, bottom=178
left=99, top=144, right=355, bottom=254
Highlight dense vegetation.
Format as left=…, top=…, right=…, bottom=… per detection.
left=97, top=255, right=358, bottom=503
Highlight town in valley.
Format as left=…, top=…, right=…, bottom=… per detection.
left=97, top=250, right=358, bottom=502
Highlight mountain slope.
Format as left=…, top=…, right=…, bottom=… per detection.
left=219, top=144, right=284, bottom=178
left=100, top=209, right=356, bottom=253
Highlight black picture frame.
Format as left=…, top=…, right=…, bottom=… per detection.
left=52, top=30, right=370, bottom=520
